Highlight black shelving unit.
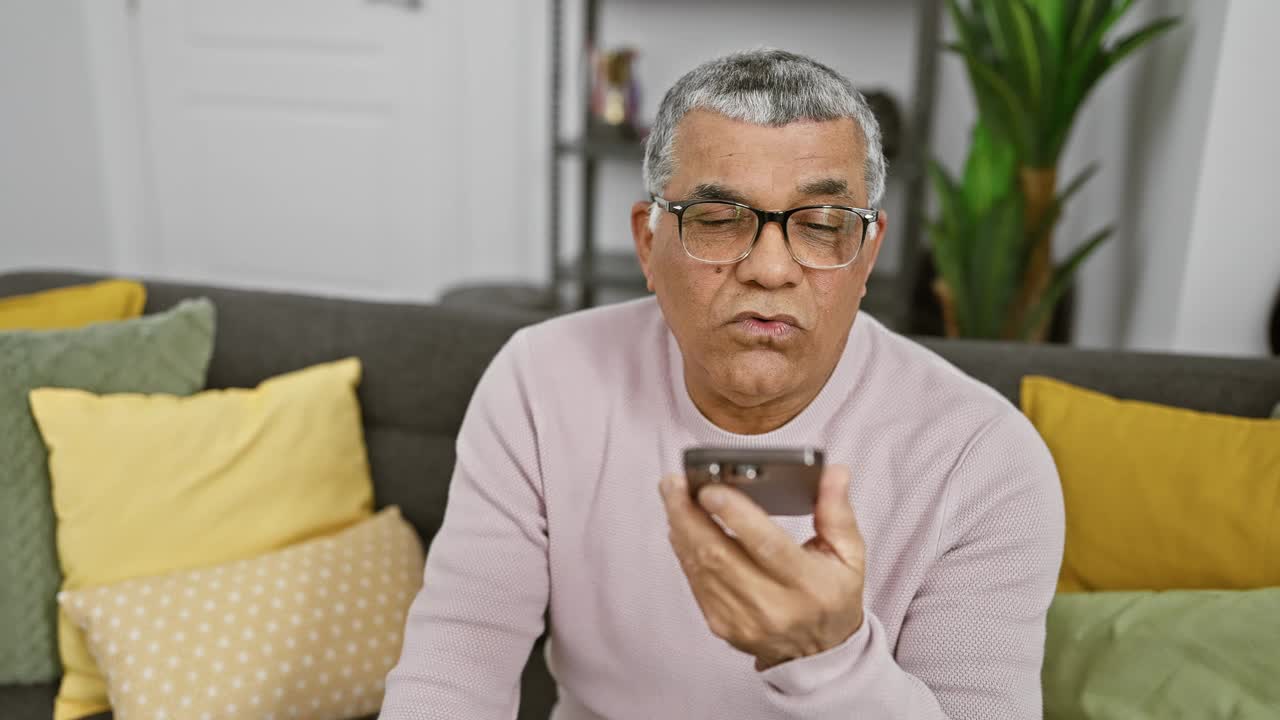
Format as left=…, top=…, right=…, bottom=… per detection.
left=548, top=0, right=647, bottom=309
left=548, top=0, right=945, bottom=326
left=555, top=137, right=645, bottom=161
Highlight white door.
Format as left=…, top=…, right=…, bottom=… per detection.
left=129, top=0, right=546, bottom=302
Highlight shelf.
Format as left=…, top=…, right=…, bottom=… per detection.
left=556, top=136, right=645, bottom=161
left=561, top=250, right=647, bottom=291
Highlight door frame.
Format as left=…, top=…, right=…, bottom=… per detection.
left=81, top=0, right=158, bottom=277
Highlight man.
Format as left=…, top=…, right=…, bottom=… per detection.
left=381, top=49, right=1064, bottom=719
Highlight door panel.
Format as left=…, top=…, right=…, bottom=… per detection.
left=136, top=0, right=470, bottom=300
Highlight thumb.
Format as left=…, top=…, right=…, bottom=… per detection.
left=813, top=465, right=863, bottom=564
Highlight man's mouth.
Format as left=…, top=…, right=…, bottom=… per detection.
left=731, top=311, right=801, bottom=338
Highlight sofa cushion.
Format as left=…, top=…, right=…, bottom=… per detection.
left=1043, top=588, right=1280, bottom=719
left=60, top=508, right=422, bottom=720
left=1022, top=375, right=1280, bottom=592
left=30, top=358, right=375, bottom=720
left=0, top=280, right=145, bottom=330
left=0, top=299, right=215, bottom=685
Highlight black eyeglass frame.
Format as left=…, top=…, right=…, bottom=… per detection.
left=651, top=195, right=879, bottom=270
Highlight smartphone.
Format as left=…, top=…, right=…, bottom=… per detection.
left=683, top=447, right=824, bottom=516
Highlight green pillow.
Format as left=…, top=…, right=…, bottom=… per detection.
left=0, top=299, right=215, bottom=683
left=1044, top=588, right=1280, bottom=719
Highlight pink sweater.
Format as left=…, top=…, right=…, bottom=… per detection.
left=380, top=298, right=1064, bottom=719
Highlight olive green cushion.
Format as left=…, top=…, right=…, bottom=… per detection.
left=0, top=299, right=215, bottom=683
left=1044, top=588, right=1280, bottom=719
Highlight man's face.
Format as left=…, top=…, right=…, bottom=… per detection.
left=632, top=109, right=886, bottom=415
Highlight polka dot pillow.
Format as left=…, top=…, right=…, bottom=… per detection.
left=59, top=507, right=424, bottom=720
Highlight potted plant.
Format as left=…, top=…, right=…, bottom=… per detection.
left=930, top=0, right=1178, bottom=340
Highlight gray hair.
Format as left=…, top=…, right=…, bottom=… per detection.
left=644, top=49, right=886, bottom=229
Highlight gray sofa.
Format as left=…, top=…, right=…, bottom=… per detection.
left=3, top=270, right=1279, bottom=720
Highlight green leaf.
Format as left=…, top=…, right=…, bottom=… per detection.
left=928, top=161, right=974, bottom=335
left=981, top=2, right=1016, bottom=66
left=1100, top=17, right=1180, bottom=77
left=1062, top=0, right=1120, bottom=106
left=1053, top=7, right=1176, bottom=164
left=962, top=121, right=1017, bottom=215
left=1026, top=0, right=1068, bottom=52
left=1007, top=1, right=1045, bottom=102
left=946, top=0, right=983, bottom=52
left=1100, top=0, right=1137, bottom=40
left=1067, top=0, right=1101, bottom=53
left=956, top=49, right=1036, bottom=157
left=1054, top=16, right=1178, bottom=162
left=977, top=1, right=1047, bottom=107
left=974, top=190, right=1026, bottom=338
left=1017, top=226, right=1113, bottom=339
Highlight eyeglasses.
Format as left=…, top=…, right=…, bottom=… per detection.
left=651, top=195, right=878, bottom=270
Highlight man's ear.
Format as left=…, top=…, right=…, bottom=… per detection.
left=861, top=210, right=888, bottom=274
left=631, top=200, right=657, bottom=292
left=857, top=210, right=888, bottom=298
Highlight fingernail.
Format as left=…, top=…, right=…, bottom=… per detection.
left=700, top=486, right=726, bottom=511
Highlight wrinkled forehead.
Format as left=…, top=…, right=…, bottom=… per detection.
left=667, top=111, right=868, bottom=204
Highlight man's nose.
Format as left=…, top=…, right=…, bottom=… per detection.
left=735, top=220, right=803, bottom=288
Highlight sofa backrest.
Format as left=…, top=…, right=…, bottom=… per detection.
left=918, top=337, right=1280, bottom=418
left=5, top=271, right=1280, bottom=551
left=0, top=271, right=529, bottom=549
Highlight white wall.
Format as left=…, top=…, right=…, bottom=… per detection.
left=1118, top=0, right=1230, bottom=352
left=0, top=0, right=112, bottom=273
left=1171, top=0, right=1280, bottom=356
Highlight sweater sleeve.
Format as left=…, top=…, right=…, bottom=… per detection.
left=380, top=331, right=549, bottom=720
left=756, top=411, right=1065, bottom=719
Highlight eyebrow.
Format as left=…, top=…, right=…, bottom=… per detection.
left=797, top=178, right=853, bottom=200
left=684, top=178, right=856, bottom=206
left=687, top=183, right=752, bottom=205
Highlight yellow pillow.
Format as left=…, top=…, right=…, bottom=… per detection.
left=59, top=507, right=423, bottom=720
left=0, top=280, right=146, bottom=330
left=30, top=358, right=374, bottom=719
left=1020, top=376, right=1280, bottom=593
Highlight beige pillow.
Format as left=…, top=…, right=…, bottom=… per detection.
left=33, top=358, right=375, bottom=720
left=59, top=507, right=424, bottom=720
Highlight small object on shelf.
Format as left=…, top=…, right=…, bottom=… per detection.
left=590, top=47, right=644, bottom=141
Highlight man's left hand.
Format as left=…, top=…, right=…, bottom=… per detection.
left=659, top=465, right=866, bottom=670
